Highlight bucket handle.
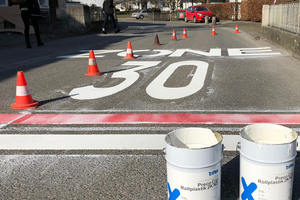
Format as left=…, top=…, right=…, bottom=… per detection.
left=236, top=142, right=241, bottom=155
left=162, top=147, right=166, bottom=161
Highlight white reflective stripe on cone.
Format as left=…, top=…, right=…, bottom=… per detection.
left=127, top=49, right=132, bottom=54
left=16, top=86, right=30, bottom=96
left=89, top=59, right=97, bottom=65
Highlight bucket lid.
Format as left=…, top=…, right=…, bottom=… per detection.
left=165, top=128, right=223, bottom=168
left=240, top=124, right=298, bottom=163
left=165, top=128, right=222, bottom=149
left=241, top=123, right=298, bottom=145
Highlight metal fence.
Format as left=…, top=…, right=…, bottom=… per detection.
left=268, top=2, right=300, bottom=34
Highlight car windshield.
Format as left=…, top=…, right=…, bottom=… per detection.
left=194, top=7, right=209, bottom=11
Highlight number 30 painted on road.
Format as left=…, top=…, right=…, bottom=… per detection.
left=69, top=60, right=208, bottom=100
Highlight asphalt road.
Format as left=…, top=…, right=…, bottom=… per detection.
left=0, top=19, right=300, bottom=200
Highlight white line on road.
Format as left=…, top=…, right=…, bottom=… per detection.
left=0, top=134, right=298, bottom=151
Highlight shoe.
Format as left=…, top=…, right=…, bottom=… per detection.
left=115, top=29, right=120, bottom=33
left=26, top=44, right=32, bottom=49
left=102, top=28, right=107, bottom=34
left=38, top=42, right=44, bottom=46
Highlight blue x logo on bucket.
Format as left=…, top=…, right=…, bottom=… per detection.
left=168, top=182, right=180, bottom=200
left=241, top=177, right=257, bottom=200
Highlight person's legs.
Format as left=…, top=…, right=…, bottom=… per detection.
left=31, top=16, right=43, bottom=46
left=21, top=10, right=31, bottom=48
left=109, top=14, right=116, bottom=29
left=109, top=14, right=120, bottom=33
left=102, top=13, right=109, bottom=34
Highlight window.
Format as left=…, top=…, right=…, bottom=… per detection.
left=38, top=0, right=49, bottom=8
left=194, top=7, right=209, bottom=11
left=0, top=0, right=8, bottom=6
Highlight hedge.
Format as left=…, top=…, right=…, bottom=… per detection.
left=203, top=0, right=298, bottom=22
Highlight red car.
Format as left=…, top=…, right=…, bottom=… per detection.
left=185, top=5, right=213, bottom=23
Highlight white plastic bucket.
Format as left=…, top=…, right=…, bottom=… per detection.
left=239, top=124, right=298, bottom=200
left=165, top=128, right=223, bottom=200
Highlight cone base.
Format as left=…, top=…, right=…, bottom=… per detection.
left=85, top=72, right=102, bottom=76
left=11, top=101, right=39, bottom=110
left=234, top=31, right=240, bottom=33
left=210, top=33, right=216, bottom=35
left=123, top=55, right=136, bottom=59
left=182, top=36, right=188, bottom=38
left=153, top=43, right=160, bottom=46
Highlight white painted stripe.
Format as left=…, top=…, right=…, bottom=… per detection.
left=0, top=134, right=165, bottom=150
left=0, top=134, right=298, bottom=151
left=16, top=86, right=30, bottom=96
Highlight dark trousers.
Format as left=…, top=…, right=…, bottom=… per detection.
left=102, top=13, right=117, bottom=30
left=21, top=10, right=42, bottom=46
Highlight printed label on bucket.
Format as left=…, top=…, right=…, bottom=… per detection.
left=240, top=157, right=294, bottom=200
left=167, top=164, right=221, bottom=200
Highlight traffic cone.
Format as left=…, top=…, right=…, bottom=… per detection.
left=182, top=28, right=188, bottom=38
left=234, top=25, right=240, bottom=33
left=124, top=41, right=136, bottom=59
left=210, top=26, right=216, bottom=35
left=11, top=71, right=39, bottom=110
left=153, top=34, right=161, bottom=46
left=172, top=30, right=177, bottom=41
left=85, top=50, right=102, bottom=76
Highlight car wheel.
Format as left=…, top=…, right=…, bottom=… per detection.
left=193, top=17, right=197, bottom=23
left=184, top=17, right=188, bottom=22
left=139, top=15, right=144, bottom=19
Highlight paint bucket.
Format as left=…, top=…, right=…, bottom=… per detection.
left=165, top=128, right=223, bottom=200
left=239, top=124, right=298, bottom=200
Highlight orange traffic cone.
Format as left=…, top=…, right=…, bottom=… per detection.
left=234, top=25, right=240, bottom=33
left=85, top=50, right=102, bottom=76
left=210, top=26, right=216, bottom=35
left=11, top=71, right=39, bottom=110
left=153, top=34, right=161, bottom=46
left=182, top=28, right=188, bottom=38
left=124, top=41, right=136, bottom=59
left=172, top=30, right=177, bottom=41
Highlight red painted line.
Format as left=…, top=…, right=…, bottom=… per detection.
left=0, top=114, right=300, bottom=125
left=0, top=114, right=24, bottom=124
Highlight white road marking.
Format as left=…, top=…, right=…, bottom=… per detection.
left=228, top=47, right=281, bottom=56
left=69, top=61, right=161, bottom=100
left=146, top=60, right=208, bottom=100
left=0, top=134, right=298, bottom=151
left=168, top=48, right=222, bottom=57
left=0, top=134, right=238, bottom=151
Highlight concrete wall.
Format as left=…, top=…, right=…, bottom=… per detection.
left=262, top=4, right=300, bottom=59
left=67, top=5, right=91, bottom=33
left=261, top=26, right=300, bottom=59
left=146, top=13, right=170, bottom=21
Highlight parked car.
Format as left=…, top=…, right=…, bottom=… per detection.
left=131, top=9, right=152, bottom=19
left=185, top=5, right=213, bottom=23
left=131, top=10, right=141, bottom=18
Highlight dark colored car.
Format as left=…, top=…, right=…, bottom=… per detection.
left=185, top=5, right=213, bottom=23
